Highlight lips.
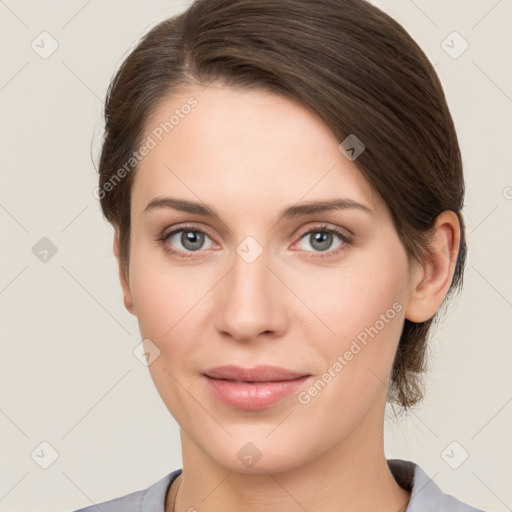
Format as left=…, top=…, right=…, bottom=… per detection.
left=201, top=365, right=312, bottom=410
left=202, top=364, right=309, bottom=382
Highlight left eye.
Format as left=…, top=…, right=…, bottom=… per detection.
left=296, top=228, right=345, bottom=253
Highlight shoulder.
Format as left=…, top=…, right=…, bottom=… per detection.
left=70, top=468, right=182, bottom=512
left=388, top=458, right=487, bottom=512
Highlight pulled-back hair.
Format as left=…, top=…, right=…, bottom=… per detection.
left=96, top=0, right=466, bottom=411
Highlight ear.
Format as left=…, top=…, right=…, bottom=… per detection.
left=113, top=229, right=136, bottom=316
left=404, top=210, right=461, bottom=323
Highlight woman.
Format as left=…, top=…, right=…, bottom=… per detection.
left=74, top=0, right=485, bottom=510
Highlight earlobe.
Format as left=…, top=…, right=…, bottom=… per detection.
left=404, top=211, right=461, bottom=323
left=113, top=229, right=136, bottom=316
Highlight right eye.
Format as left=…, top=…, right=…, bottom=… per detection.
left=159, top=226, right=217, bottom=256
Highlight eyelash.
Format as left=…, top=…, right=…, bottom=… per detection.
left=156, top=223, right=353, bottom=259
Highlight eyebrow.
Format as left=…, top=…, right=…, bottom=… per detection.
left=143, top=196, right=374, bottom=221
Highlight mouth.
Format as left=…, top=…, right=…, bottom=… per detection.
left=202, top=364, right=310, bottom=382
left=201, top=365, right=311, bottom=410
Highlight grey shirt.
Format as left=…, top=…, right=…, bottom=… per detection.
left=72, top=458, right=486, bottom=512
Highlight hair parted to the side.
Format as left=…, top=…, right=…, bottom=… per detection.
left=96, top=0, right=466, bottom=412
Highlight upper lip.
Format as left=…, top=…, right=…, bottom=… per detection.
left=202, top=365, right=309, bottom=382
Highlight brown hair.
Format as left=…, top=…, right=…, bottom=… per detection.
left=96, top=0, right=466, bottom=411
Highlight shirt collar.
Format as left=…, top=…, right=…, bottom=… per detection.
left=388, top=459, right=483, bottom=511
left=139, top=459, right=482, bottom=512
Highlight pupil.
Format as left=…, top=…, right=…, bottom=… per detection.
left=312, top=231, right=331, bottom=251
left=183, top=231, right=204, bottom=251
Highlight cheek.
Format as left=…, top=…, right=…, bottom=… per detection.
left=301, top=258, right=405, bottom=343
left=130, top=273, right=172, bottom=341
left=299, top=250, right=407, bottom=387
left=128, top=255, right=202, bottom=422
left=128, top=245, right=204, bottom=339
left=128, top=250, right=217, bottom=387
left=324, top=277, right=403, bottom=348
left=291, top=267, right=406, bottom=441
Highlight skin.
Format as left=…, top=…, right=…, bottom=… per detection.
left=113, top=83, right=460, bottom=512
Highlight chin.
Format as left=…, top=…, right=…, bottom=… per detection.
left=198, top=431, right=312, bottom=475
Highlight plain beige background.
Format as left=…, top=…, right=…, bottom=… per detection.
left=0, top=1, right=510, bottom=511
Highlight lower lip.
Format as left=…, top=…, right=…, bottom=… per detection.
left=203, top=375, right=310, bottom=410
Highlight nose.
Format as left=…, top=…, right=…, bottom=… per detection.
left=214, top=245, right=289, bottom=343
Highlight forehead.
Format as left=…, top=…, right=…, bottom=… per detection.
left=132, top=84, right=383, bottom=218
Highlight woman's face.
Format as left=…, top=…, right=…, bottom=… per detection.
left=118, top=83, right=420, bottom=473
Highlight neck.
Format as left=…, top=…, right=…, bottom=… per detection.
left=169, top=397, right=410, bottom=512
